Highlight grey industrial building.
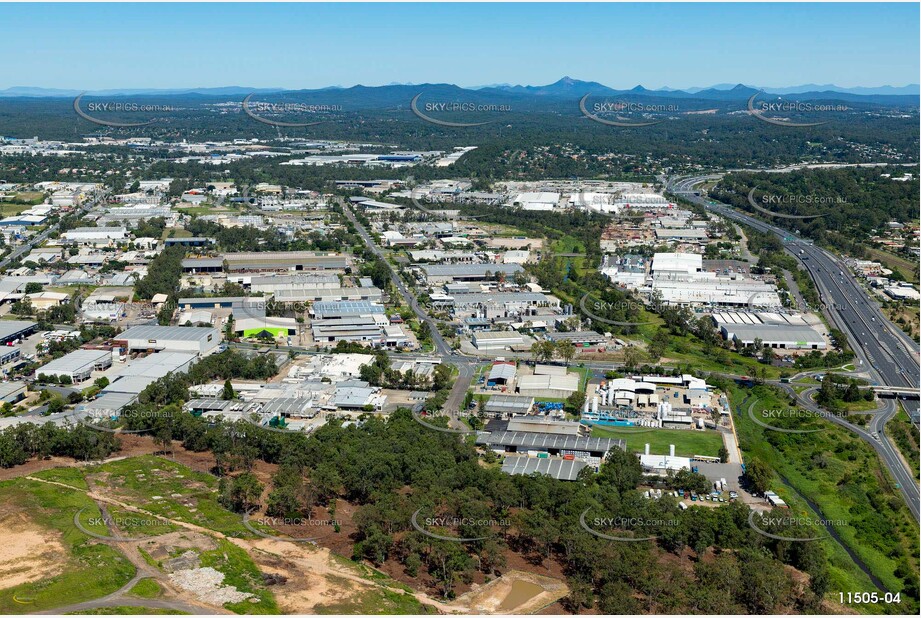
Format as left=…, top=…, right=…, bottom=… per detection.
left=472, top=330, right=526, bottom=351
left=476, top=430, right=624, bottom=459
left=185, top=399, right=250, bottom=416
left=484, top=394, right=534, bottom=417
left=104, top=351, right=198, bottom=396
left=182, top=258, right=224, bottom=273
left=545, top=330, right=607, bottom=347
left=712, top=312, right=826, bottom=350
left=177, top=297, right=260, bottom=310
left=0, top=346, right=21, bottom=365
left=272, top=286, right=383, bottom=303
left=450, top=292, right=558, bottom=310
left=224, top=251, right=349, bottom=272
left=115, top=325, right=221, bottom=355
left=249, top=273, right=340, bottom=293
left=721, top=323, right=825, bottom=349
left=0, top=381, right=27, bottom=404
left=80, top=392, right=138, bottom=418
left=655, top=228, right=708, bottom=241
left=418, top=263, right=524, bottom=284
left=516, top=372, right=580, bottom=399
left=0, top=320, right=37, bottom=345
left=84, top=351, right=199, bottom=417
left=38, top=348, right=113, bottom=383
left=261, top=397, right=317, bottom=419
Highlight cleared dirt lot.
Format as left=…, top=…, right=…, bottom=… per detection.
left=0, top=510, right=67, bottom=589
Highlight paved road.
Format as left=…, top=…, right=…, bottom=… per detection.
left=444, top=362, right=475, bottom=415
left=339, top=199, right=452, bottom=357
left=339, top=200, right=485, bottom=430
left=669, top=173, right=920, bottom=518
left=0, top=193, right=102, bottom=270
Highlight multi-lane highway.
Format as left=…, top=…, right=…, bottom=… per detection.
left=668, top=174, right=920, bottom=517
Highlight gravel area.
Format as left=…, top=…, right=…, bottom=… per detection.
left=169, top=567, right=255, bottom=605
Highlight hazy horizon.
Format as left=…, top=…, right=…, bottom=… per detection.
left=1, top=2, right=917, bottom=91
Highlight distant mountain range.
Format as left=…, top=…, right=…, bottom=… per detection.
left=683, top=83, right=919, bottom=96
left=477, top=77, right=919, bottom=97
left=0, top=77, right=917, bottom=105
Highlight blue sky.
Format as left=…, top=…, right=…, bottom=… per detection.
left=1, top=2, right=917, bottom=90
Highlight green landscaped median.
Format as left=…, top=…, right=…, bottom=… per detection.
left=591, top=425, right=724, bottom=458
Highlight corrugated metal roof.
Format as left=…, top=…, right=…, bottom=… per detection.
left=500, top=456, right=587, bottom=480
left=488, top=363, right=517, bottom=381
left=118, top=325, right=219, bottom=343
left=182, top=258, right=224, bottom=268
left=0, top=320, right=36, bottom=340
left=451, top=292, right=550, bottom=306
left=82, top=392, right=138, bottom=415
left=517, top=373, right=579, bottom=392
left=39, top=348, right=111, bottom=374
left=420, top=263, right=523, bottom=277
left=476, top=430, right=623, bottom=454
left=484, top=395, right=534, bottom=413
left=262, top=397, right=314, bottom=416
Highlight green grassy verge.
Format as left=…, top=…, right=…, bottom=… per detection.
left=886, top=406, right=920, bottom=481
left=734, top=387, right=919, bottom=613
left=127, top=578, right=162, bottom=599
left=660, top=333, right=783, bottom=379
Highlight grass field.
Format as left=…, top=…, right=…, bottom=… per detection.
left=162, top=228, right=194, bottom=239
left=0, top=192, right=44, bottom=216
left=567, top=365, right=592, bottom=391
left=882, top=299, right=919, bottom=339
left=658, top=333, right=784, bottom=379
left=0, top=202, right=30, bottom=216
left=591, top=425, right=724, bottom=457
left=842, top=398, right=881, bottom=412
left=175, top=205, right=238, bottom=216
left=549, top=235, right=585, bottom=254
left=30, top=466, right=90, bottom=490
left=83, top=455, right=258, bottom=537
left=734, top=387, right=920, bottom=612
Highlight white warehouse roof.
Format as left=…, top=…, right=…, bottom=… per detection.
left=651, top=252, right=702, bottom=275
